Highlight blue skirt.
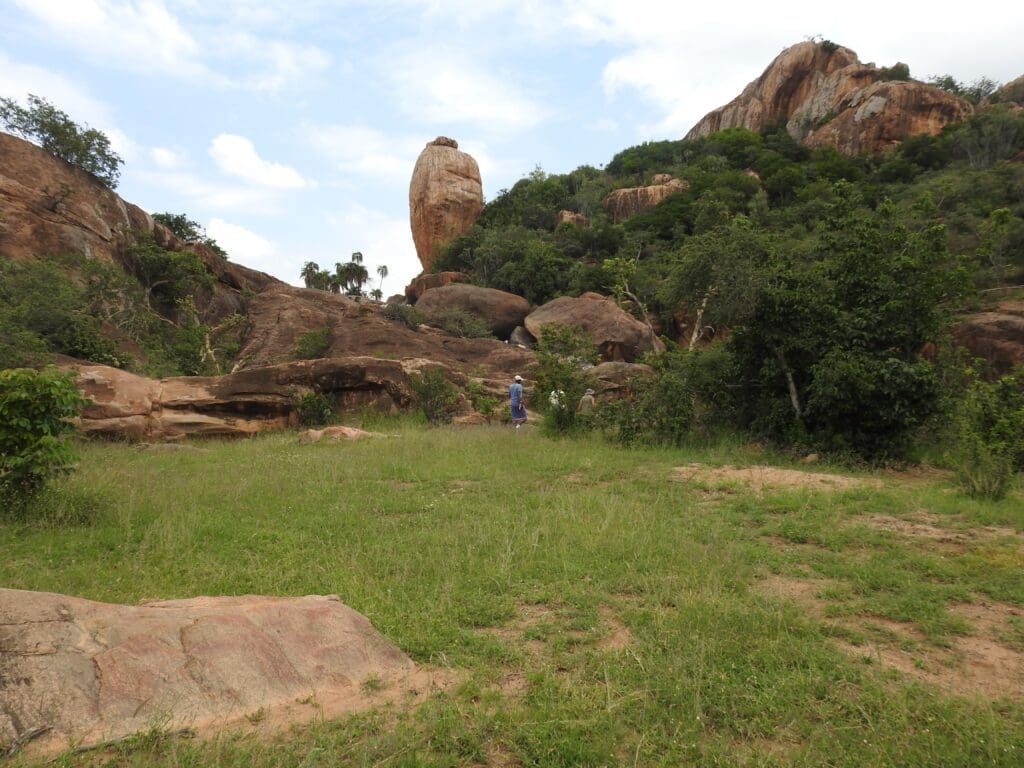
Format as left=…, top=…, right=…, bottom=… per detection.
left=510, top=403, right=527, bottom=421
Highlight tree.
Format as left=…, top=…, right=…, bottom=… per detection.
left=301, top=261, right=320, bottom=289
left=0, top=94, right=123, bottom=188
left=152, top=212, right=228, bottom=259
left=376, top=264, right=389, bottom=294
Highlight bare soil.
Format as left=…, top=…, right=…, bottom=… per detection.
left=757, top=576, right=1024, bottom=699
left=672, top=464, right=877, bottom=493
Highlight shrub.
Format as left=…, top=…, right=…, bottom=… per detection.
left=293, top=391, right=335, bottom=426
left=425, top=307, right=493, bottom=338
left=465, top=379, right=498, bottom=416
left=948, top=371, right=1024, bottom=499
left=382, top=303, right=423, bottom=329
left=533, top=325, right=599, bottom=434
left=293, top=327, right=331, bottom=359
left=410, top=368, right=460, bottom=424
left=0, top=367, right=86, bottom=506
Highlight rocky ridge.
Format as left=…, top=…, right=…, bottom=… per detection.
left=686, top=41, right=973, bottom=155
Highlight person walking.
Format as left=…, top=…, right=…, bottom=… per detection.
left=509, top=374, right=527, bottom=429
left=576, top=388, right=596, bottom=415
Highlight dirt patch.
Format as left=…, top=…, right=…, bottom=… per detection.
left=672, top=464, right=876, bottom=493
left=476, top=602, right=635, bottom=699
left=757, top=575, right=1024, bottom=699
left=596, top=605, right=634, bottom=651
left=863, top=512, right=1024, bottom=553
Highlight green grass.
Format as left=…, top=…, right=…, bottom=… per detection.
left=3, top=426, right=1023, bottom=767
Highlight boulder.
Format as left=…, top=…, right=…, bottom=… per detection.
left=509, top=326, right=536, bottom=348
left=408, top=137, right=483, bottom=271
left=65, top=356, right=419, bottom=440
left=685, top=40, right=972, bottom=155
left=585, top=361, right=655, bottom=398
left=953, top=309, right=1024, bottom=376
left=0, top=589, right=419, bottom=758
left=603, top=175, right=687, bottom=223
left=405, top=271, right=470, bottom=304
left=415, top=284, right=531, bottom=340
left=525, top=295, right=665, bottom=363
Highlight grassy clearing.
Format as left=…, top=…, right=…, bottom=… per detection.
left=2, top=425, right=1023, bottom=767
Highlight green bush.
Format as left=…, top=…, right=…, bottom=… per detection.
left=425, top=307, right=493, bottom=338
left=382, top=303, right=423, bottom=329
left=410, top=368, right=460, bottom=424
left=953, top=432, right=1014, bottom=500
left=465, top=379, right=498, bottom=416
left=533, top=325, right=599, bottom=434
left=0, top=367, right=86, bottom=506
left=293, top=327, right=331, bottom=359
left=293, top=391, right=335, bottom=426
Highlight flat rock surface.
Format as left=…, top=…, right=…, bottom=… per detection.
left=0, top=590, right=423, bottom=757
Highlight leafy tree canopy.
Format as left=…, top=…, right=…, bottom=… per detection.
left=0, top=94, right=123, bottom=188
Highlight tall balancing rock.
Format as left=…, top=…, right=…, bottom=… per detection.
left=409, top=137, right=483, bottom=272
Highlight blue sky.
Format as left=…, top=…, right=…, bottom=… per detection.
left=2, top=1, right=1021, bottom=294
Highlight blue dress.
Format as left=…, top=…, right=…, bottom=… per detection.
left=509, top=382, right=527, bottom=422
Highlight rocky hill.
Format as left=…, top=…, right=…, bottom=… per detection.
left=685, top=40, right=973, bottom=155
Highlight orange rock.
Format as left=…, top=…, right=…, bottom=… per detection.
left=686, top=41, right=972, bottom=155
left=603, top=175, right=687, bottom=223
left=409, top=137, right=483, bottom=271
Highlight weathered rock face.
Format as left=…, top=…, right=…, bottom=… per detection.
left=953, top=307, right=1024, bottom=376
left=603, top=175, right=687, bottom=223
left=685, top=41, right=972, bottom=155
left=405, top=270, right=470, bottom=304
left=0, top=132, right=278, bottom=321
left=803, top=80, right=975, bottom=155
left=416, top=284, right=531, bottom=340
left=525, top=294, right=665, bottom=363
left=65, top=357, right=420, bottom=440
left=0, top=589, right=418, bottom=758
left=232, top=283, right=534, bottom=377
left=993, top=75, right=1024, bottom=105
left=409, top=137, right=483, bottom=272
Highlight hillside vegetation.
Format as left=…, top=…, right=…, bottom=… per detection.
left=437, top=111, right=1024, bottom=463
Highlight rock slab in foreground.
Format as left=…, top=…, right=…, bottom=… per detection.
left=0, top=590, right=415, bottom=756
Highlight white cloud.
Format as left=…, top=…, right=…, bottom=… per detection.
left=11, top=0, right=329, bottom=93
left=388, top=50, right=549, bottom=131
left=306, top=124, right=424, bottom=181
left=12, top=0, right=204, bottom=77
left=137, top=168, right=281, bottom=212
left=0, top=54, right=138, bottom=159
left=206, top=218, right=279, bottom=275
left=150, top=146, right=188, bottom=169
left=208, top=134, right=312, bottom=189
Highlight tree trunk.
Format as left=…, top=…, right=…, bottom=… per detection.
left=771, top=344, right=802, bottom=420
left=688, top=290, right=711, bottom=352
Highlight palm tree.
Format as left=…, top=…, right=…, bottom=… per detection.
left=300, top=261, right=320, bottom=289
left=351, top=251, right=363, bottom=265
left=370, top=288, right=383, bottom=302
left=376, top=264, right=389, bottom=294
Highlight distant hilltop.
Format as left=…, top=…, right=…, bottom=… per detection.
left=686, top=40, right=976, bottom=155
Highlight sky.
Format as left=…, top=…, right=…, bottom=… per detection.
left=2, top=1, right=1021, bottom=295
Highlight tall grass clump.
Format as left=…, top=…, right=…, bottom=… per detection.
left=410, top=368, right=460, bottom=424
left=951, top=370, right=1024, bottom=499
